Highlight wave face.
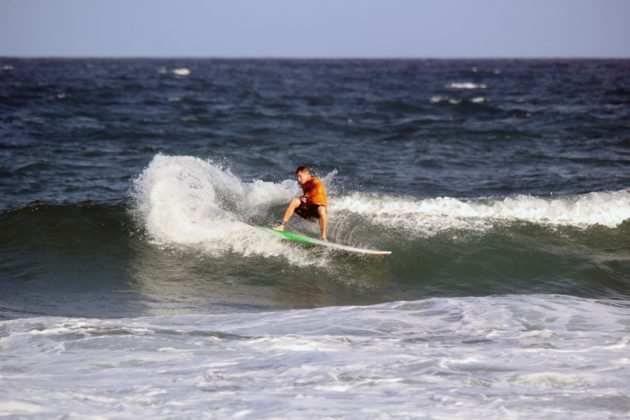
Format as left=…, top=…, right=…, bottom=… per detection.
left=132, top=155, right=630, bottom=247
left=7, top=153, right=628, bottom=320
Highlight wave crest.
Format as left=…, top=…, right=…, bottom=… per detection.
left=332, top=190, right=630, bottom=235
left=130, top=155, right=630, bottom=254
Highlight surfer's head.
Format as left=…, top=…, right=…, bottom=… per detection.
left=295, top=165, right=311, bottom=185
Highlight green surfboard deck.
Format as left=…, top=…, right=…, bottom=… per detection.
left=260, top=227, right=391, bottom=256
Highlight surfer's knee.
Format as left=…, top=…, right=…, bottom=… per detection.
left=290, top=197, right=301, bottom=208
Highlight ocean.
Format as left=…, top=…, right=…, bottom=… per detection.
left=1, top=58, right=630, bottom=418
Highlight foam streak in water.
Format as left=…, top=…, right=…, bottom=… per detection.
left=447, top=82, right=487, bottom=89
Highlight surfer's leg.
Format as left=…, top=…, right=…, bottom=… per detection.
left=273, top=197, right=301, bottom=231
left=317, top=205, right=328, bottom=241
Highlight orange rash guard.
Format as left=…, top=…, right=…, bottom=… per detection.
left=301, top=177, right=328, bottom=206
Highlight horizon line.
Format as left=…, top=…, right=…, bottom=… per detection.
left=2, top=54, right=630, bottom=61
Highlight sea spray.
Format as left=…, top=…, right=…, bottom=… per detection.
left=130, top=154, right=326, bottom=264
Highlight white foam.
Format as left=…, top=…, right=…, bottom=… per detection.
left=172, top=68, right=190, bottom=76
left=332, top=190, right=630, bottom=234
left=430, top=96, right=463, bottom=105
left=131, top=154, right=322, bottom=265
left=0, top=402, right=43, bottom=415
left=511, top=372, right=607, bottom=389
left=447, top=82, right=487, bottom=89
left=430, top=96, right=485, bottom=105
left=132, top=155, right=630, bottom=252
left=1, top=295, right=629, bottom=417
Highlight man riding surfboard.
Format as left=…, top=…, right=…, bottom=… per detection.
left=273, top=165, right=328, bottom=241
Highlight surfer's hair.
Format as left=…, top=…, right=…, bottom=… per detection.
left=295, top=165, right=310, bottom=174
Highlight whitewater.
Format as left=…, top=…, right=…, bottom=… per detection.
left=2, top=296, right=629, bottom=418
left=131, top=154, right=630, bottom=261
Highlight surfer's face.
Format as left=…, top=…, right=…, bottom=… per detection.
left=296, top=170, right=310, bottom=185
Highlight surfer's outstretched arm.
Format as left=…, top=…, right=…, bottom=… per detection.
left=318, top=206, right=328, bottom=241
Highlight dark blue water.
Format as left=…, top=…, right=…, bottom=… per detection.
left=2, top=58, right=630, bottom=418
left=1, top=58, right=630, bottom=319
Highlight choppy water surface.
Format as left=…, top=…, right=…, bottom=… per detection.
left=1, top=58, right=630, bottom=417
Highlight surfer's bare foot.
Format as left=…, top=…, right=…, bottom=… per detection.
left=321, top=236, right=327, bottom=241
left=272, top=224, right=285, bottom=231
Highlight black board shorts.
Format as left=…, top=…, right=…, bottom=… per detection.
left=295, top=201, right=322, bottom=220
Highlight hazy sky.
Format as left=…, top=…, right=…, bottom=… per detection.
left=2, top=0, right=629, bottom=58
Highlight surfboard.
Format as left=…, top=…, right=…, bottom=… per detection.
left=261, top=227, right=392, bottom=256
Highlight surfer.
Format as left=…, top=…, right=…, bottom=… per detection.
left=273, top=165, right=328, bottom=240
